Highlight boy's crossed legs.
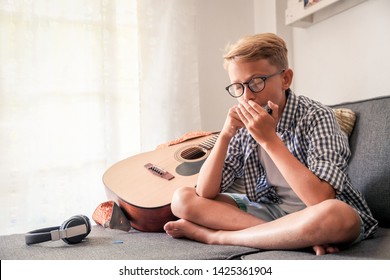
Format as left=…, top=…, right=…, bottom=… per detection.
left=164, top=187, right=361, bottom=255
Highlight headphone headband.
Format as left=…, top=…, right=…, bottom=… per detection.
left=50, top=224, right=87, bottom=241
left=25, top=215, right=91, bottom=245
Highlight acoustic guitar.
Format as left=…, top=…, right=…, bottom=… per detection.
left=102, top=133, right=219, bottom=232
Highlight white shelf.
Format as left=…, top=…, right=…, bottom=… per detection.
left=285, top=0, right=367, bottom=28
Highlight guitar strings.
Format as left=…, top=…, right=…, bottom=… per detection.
left=181, top=147, right=205, bottom=160
left=181, top=135, right=219, bottom=160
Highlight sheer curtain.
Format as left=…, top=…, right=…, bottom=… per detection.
left=0, top=0, right=200, bottom=235
left=137, top=0, right=200, bottom=151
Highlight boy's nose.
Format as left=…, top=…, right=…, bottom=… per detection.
left=242, top=85, right=256, bottom=101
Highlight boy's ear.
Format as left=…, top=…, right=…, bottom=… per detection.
left=282, top=68, right=293, bottom=90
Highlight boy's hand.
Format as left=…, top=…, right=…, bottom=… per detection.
left=221, top=105, right=245, bottom=139
left=236, top=100, right=278, bottom=145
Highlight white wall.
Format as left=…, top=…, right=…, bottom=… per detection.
left=291, top=0, right=390, bottom=104
left=198, top=0, right=390, bottom=131
left=196, top=0, right=255, bottom=132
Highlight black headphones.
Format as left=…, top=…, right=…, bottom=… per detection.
left=25, top=215, right=91, bottom=245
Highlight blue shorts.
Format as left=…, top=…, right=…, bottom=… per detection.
left=224, top=193, right=365, bottom=247
left=223, top=193, right=288, bottom=222
left=349, top=214, right=365, bottom=246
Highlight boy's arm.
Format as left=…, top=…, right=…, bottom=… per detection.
left=195, top=133, right=231, bottom=198
left=238, top=100, right=335, bottom=206
left=263, top=136, right=336, bottom=206
left=196, top=105, right=244, bottom=198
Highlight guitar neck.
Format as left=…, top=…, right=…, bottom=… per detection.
left=198, top=134, right=219, bottom=150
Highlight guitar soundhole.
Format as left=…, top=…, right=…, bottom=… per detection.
left=180, top=147, right=206, bottom=160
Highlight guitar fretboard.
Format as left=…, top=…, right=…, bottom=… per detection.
left=199, top=134, right=219, bottom=150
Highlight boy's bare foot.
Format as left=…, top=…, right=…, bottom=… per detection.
left=164, top=219, right=220, bottom=245
left=165, top=220, right=341, bottom=256
left=312, top=244, right=339, bottom=255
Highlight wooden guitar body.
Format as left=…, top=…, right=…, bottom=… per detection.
left=102, top=133, right=218, bottom=232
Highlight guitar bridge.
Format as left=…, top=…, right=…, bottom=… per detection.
left=144, top=163, right=175, bottom=181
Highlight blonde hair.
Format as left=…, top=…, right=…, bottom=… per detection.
left=223, top=33, right=288, bottom=70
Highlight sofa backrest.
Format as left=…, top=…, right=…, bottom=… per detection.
left=332, top=95, right=390, bottom=228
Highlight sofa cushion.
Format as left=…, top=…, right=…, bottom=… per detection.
left=0, top=226, right=259, bottom=260
left=333, top=108, right=356, bottom=137
left=331, top=95, right=390, bottom=227
left=242, top=227, right=390, bottom=260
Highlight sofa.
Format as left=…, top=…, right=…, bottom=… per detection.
left=1, top=95, right=389, bottom=260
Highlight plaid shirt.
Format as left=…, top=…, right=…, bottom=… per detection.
left=221, top=90, right=378, bottom=239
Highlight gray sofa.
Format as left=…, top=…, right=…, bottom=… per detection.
left=1, top=95, right=389, bottom=260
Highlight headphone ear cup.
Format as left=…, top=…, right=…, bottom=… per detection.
left=60, top=215, right=91, bottom=244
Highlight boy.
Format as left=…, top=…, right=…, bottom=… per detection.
left=164, top=33, right=377, bottom=255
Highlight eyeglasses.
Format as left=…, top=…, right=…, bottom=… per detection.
left=225, top=69, right=285, bottom=98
